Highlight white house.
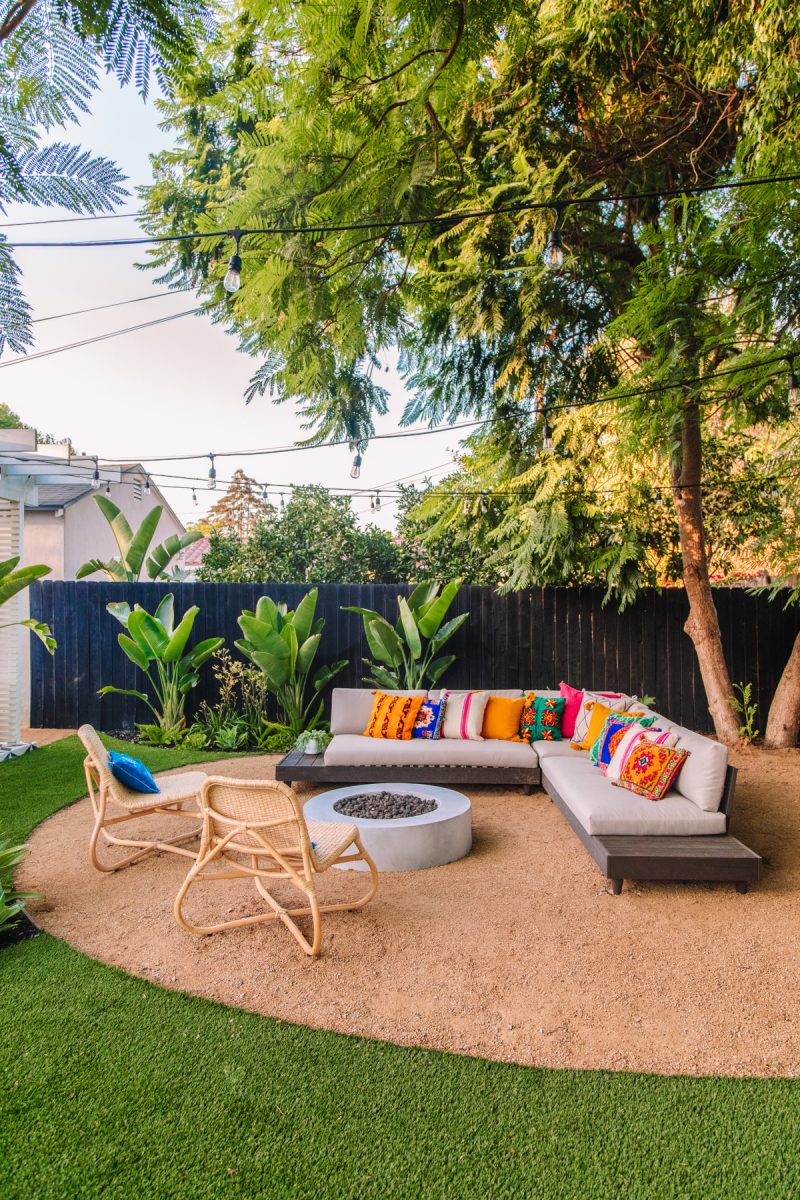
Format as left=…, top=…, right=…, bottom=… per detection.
left=0, top=429, right=188, bottom=745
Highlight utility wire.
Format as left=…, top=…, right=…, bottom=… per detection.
left=0, top=210, right=144, bottom=229
left=0, top=309, right=201, bottom=367
left=8, top=172, right=800, bottom=249
left=32, top=290, right=189, bottom=324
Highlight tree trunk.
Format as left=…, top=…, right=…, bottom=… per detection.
left=764, top=630, right=800, bottom=747
left=672, top=399, right=741, bottom=745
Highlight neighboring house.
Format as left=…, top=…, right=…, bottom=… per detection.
left=179, top=535, right=210, bottom=580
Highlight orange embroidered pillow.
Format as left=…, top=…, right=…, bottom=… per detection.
left=482, top=695, right=525, bottom=740
left=571, top=700, right=645, bottom=751
left=363, top=692, right=425, bottom=740
left=616, top=742, right=690, bottom=800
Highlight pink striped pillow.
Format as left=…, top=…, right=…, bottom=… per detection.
left=440, top=691, right=489, bottom=741
left=606, top=724, right=679, bottom=781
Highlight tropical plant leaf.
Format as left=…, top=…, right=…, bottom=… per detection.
left=106, top=601, right=132, bottom=627
left=426, top=654, right=456, bottom=685
left=292, top=587, right=317, bottom=645
left=312, top=659, right=348, bottom=691
left=93, top=495, right=134, bottom=559
left=297, top=632, right=321, bottom=674
left=431, top=611, right=470, bottom=648
left=118, top=633, right=150, bottom=670
left=127, top=609, right=169, bottom=657
left=162, top=606, right=199, bottom=663
left=365, top=616, right=404, bottom=666
left=397, top=596, right=422, bottom=660
left=145, top=529, right=202, bottom=579
left=154, top=593, right=174, bottom=634
left=0, top=560, right=50, bottom=605
left=417, top=579, right=463, bottom=639
left=19, top=618, right=56, bottom=653
left=124, top=505, right=162, bottom=576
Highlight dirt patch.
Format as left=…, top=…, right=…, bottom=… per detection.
left=20, top=746, right=800, bottom=1078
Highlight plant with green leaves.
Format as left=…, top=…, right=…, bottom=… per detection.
left=99, top=594, right=223, bottom=740
left=76, top=496, right=202, bottom=582
left=0, top=557, right=56, bottom=653
left=0, top=840, right=38, bottom=932
left=343, top=580, right=467, bottom=690
left=235, top=588, right=347, bottom=738
left=731, top=682, right=760, bottom=744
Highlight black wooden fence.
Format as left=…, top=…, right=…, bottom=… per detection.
left=28, top=581, right=800, bottom=732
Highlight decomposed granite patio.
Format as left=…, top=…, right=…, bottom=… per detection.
left=20, top=745, right=800, bottom=1079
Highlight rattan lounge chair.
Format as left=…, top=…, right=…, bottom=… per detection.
left=174, top=775, right=379, bottom=957
left=78, top=724, right=206, bottom=872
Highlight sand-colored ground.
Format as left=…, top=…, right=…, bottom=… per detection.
left=21, top=746, right=800, bottom=1078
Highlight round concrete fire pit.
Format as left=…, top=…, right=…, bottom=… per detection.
left=303, top=783, right=472, bottom=872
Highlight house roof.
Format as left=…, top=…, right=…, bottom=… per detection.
left=181, top=535, right=209, bottom=567
left=33, top=483, right=93, bottom=509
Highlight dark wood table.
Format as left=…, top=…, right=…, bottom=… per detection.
left=595, top=833, right=763, bottom=894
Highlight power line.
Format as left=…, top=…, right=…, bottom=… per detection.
left=0, top=309, right=201, bottom=367
left=32, top=290, right=189, bottom=324
left=8, top=172, right=800, bottom=249
left=0, top=210, right=144, bottom=230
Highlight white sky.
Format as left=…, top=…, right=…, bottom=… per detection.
left=2, top=76, right=459, bottom=529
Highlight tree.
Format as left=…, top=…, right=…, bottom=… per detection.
left=141, top=1, right=800, bottom=744
left=76, top=495, right=202, bottom=581
left=0, top=404, right=23, bottom=429
left=0, top=0, right=211, bottom=356
left=206, top=469, right=269, bottom=540
left=198, top=486, right=404, bottom=584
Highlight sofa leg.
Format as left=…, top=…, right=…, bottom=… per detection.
left=735, top=881, right=749, bottom=894
left=610, top=879, right=623, bottom=895
left=522, top=784, right=535, bottom=796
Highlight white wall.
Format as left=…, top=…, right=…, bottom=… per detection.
left=24, top=510, right=65, bottom=579
left=62, top=473, right=185, bottom=579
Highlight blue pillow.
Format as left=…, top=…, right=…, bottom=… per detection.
left=108, top=750, right=159, bottom=794
left=412, top=697, right=446, bottom=739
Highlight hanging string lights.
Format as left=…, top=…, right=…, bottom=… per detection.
left=192, top=488, right=198, bottom=506
left=350, top=451, right=362, bottom=479
left=223, top=229, right=243, bottom=294
left=91, top=457, right=101, bottom=490
left=542, top=204, right=566, bottom=272
left=208, top=452, right=217, bottom=489
left=144, top=474, right=151, bottom=495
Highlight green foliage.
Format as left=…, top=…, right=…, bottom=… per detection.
left=0, top=556, right=56, bottom=652
left=99, top=593, right=223, bottom=733
left=198, top=485, right=405, bottom=584
left=235, top=588, right=347, bottom=737
left=294, top=728, right=332, bottom=754
left=0, top=839, right=37, bottom=932
left=731, top=682, right=760, bottom=743
left=343, top=579, right=467, bottom=689
left=75, top=496, right=202, bottom=582
left=189, top=648, right=283, bottom=751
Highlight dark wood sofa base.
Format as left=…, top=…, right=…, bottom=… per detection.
left=276, top=748, right=541, bottom=792
left=543, top=764, right=762, bottom=893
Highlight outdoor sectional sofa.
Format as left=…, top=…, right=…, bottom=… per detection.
left=276, top=688, right=762, bottom=893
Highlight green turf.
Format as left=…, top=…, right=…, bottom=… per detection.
left=1, top=741, right=798, bottom=1199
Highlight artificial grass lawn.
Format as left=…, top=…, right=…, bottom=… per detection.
left=1, top=740, right=799, bottom=1199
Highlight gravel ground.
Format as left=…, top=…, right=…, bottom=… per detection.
left=21, top=744, right=800, bottom=1078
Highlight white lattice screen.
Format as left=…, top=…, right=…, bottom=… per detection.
left=0, top=499, right=22, bottom=743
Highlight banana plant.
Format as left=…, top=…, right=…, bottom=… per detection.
left=99, top=594, right=223, bottom=734
left=76, top=496, right=202, bottom=582
left=343, top=579, right=468, bottom=689
left=235, top=587, right=347, bottom=736
left=0, top=557, right=56, bottom=653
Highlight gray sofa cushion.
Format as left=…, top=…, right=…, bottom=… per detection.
left=329, top=689, right=428, bottom=736
left=531, top=740, right=589, bottom=761
left=325, top=734, right=539, bottom=769
left=646, top=716, right=728, bottom=812
left=542, top=757, right=726, bottom=836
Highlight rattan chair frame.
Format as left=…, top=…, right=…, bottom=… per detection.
left=174, top=775, right=379, bottom=956
left=78, top=725, right=205, bottom=872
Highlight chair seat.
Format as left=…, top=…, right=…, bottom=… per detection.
left=307, top=818, right=358, bottom=869
left=110, top=770, right=207, bottom=812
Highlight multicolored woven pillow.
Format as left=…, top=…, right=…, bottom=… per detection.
left=412, top=697, right=447, bottom=740
left=590, top=713, right=656, bottom=767
left=363, top=692, right=425, bottom=740
left=616, top=742, right=690, bottom=800
left=606, top=725, right=679, bottom=782
left=523, top=695, right=566, bottom=742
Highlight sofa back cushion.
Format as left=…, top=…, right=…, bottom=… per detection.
left=650, top=718, right=729, bottom=812
left=330, top=688, right=427, bottom=735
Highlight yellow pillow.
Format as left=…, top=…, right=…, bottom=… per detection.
left=571, top=701, right=645, bottom=751
left=482, top=695, right=525, bottom=740
left=363, top=691, right=425, bottom=740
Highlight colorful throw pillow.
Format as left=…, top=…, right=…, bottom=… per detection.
left=525, top=695, right=567, bottom=742
left=571, top=690, right=630, bottom=745
left=616, top=742, right=690, bottom=800
left=482, top=695, right=525, bottom=740
left=364, top=691, right=425, bottom=740
left=606, top=725, right=679, bottom=782
left=559, top=681, right=584, bottom=739
left=441, top=691, right=489, bottom=741
left=412, top=697, right=447, bottom=740
left=572, top=700, right=644, bottom=752
left=590, top=713, right=657, bottom=767
left=108, top=750, right=159, bottom=794
left=517, top=692, right=539, bottom=742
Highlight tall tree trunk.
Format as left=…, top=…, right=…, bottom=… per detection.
left=672, top=398, right=741, bottom=745
left=764, top=630, right=800, bottom=747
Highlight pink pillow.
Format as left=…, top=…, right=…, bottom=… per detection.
left=559, top=683, right=623, bottom=739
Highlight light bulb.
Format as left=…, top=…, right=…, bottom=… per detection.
left=374, top=491, right=381, bottom=512
left=370, top=496, right=376, bottom=511
left=223, top=253, right=241, bottom=293
left=350, top=453, right=362, bottom=479
left=462, top=498, right=469, bottom=515
left=91, top=459, right=101, bottom=490
left=479, top=495, right=488, bottom=513
left=144, top=475, right=151, bottom=496
left=280, top=493, right=286, bottom=511
left=208, top=453, right=217, bottom=490
left=542, top=230, right=563, bottom=272
left=105, top=480, right=111, bottom=497
left=543, top=421, right=554, bottom=452
left=261, top=485, right=268, bottom=502
left=192, top=488, right=198, bottom=507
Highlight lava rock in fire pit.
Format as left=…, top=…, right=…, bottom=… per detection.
left=332, top=791, right=438, bottom=820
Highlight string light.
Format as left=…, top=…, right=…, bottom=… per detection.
left=788, top=356, right=799, bottom=405
left=374, top=491, right=381, bottom=512
left=261, top=484, right=269, bottom=502
left=542, top=205, right=565, bottom=272
left=223, top=229, right=242, bottom=293
left=280, top=492, right=286, bottom=511
left=144, top=474, right=151, bottom=495
left=91, top=457, right=101, bottom=490
left=208, top=453, right=217, bottom=490
left=105, top=480, right=111, bottom=496
left=192, top=488, right=198, bottom=506
left=350, top=452, right=362, bottom=479
left=542, top=414, right=554, bottom=452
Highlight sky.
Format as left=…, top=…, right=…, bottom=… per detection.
left=3, top=75, right=459, bottom=530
